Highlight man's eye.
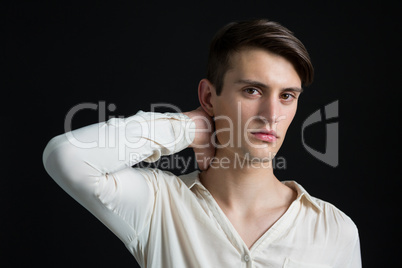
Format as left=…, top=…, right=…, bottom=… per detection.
left=281, top=93, right=294, bottom=100
left=244, top=88, right=260, bottom=95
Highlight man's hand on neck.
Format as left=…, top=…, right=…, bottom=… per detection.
left=184, top=107, right=215, bottom=171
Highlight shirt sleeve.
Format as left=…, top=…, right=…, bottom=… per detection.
left=348, top=231, right=362, bottom=268
left=42, top=111, right=195, bottom=246
left=337, top=215, right=362, bottom=268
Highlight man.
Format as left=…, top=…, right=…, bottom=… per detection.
left=43, top=19, right=361, bottom=267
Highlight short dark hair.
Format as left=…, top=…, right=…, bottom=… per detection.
left=206, top=19, right=314, bottom=95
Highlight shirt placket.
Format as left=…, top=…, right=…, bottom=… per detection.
left=198, top=186, right=255, bottom=268
left=197, top=183, right=303, bottom=268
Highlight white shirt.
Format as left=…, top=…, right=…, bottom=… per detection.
left=43, top=111, right=361, bottom=268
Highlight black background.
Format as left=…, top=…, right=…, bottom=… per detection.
left=2, top=1, right=401, bottom=267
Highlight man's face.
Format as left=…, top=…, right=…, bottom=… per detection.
left=211, top=48, right=302, bottom=162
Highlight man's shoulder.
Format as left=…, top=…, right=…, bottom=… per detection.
left=284, top=181, right=359, bottom=241
left=314, top=196, right=357, bottom=225
left=304, top=194, right=359, bottom=245
left=132, top=167, right=199, bottom=190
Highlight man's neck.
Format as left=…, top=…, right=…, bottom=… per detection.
left=199, top=149, right=295, bottom=217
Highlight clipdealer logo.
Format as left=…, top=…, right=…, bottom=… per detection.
left=63, top=100, right=340, bottom=168
left=301, top=100, right=339, bottom=167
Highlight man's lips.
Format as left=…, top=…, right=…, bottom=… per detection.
left=250, top=130, right=278, bottom=142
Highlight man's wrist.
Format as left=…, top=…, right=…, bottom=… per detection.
left=183, top=108, right=213, bottom=148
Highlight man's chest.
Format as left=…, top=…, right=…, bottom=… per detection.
left=224, top=206, right=289, bottom=249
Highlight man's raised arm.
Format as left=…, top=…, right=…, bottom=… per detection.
left=42, top=110, right=201, bottom=247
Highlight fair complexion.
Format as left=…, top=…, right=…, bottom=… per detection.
left=185, top=48, right=302, bottom=249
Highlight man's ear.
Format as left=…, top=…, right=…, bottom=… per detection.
left=198, top=78, right=215, bottom=117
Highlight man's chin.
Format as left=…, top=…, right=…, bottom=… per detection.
left=237, top=149, right=277, bottom=163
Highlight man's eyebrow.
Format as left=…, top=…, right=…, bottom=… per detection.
left=235, top=79, right=303, bottom=93
left=281, top=87, right=304, bottom=93
left=235, top=79, right=269, bottom=88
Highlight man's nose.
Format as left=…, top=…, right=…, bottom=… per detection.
left=259, top=97, right=283, bottom=126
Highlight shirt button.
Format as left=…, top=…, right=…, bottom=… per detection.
left=244, top=254, right=250, bottom=262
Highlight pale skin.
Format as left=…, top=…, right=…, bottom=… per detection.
left=184, top=48, right=302, bottom=249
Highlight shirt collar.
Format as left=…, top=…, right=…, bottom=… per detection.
left=180, top=171, right=322, bottom=213
left=180, top=170, right=203, bottom=189
left=282, top=180, right=323, bottom=212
